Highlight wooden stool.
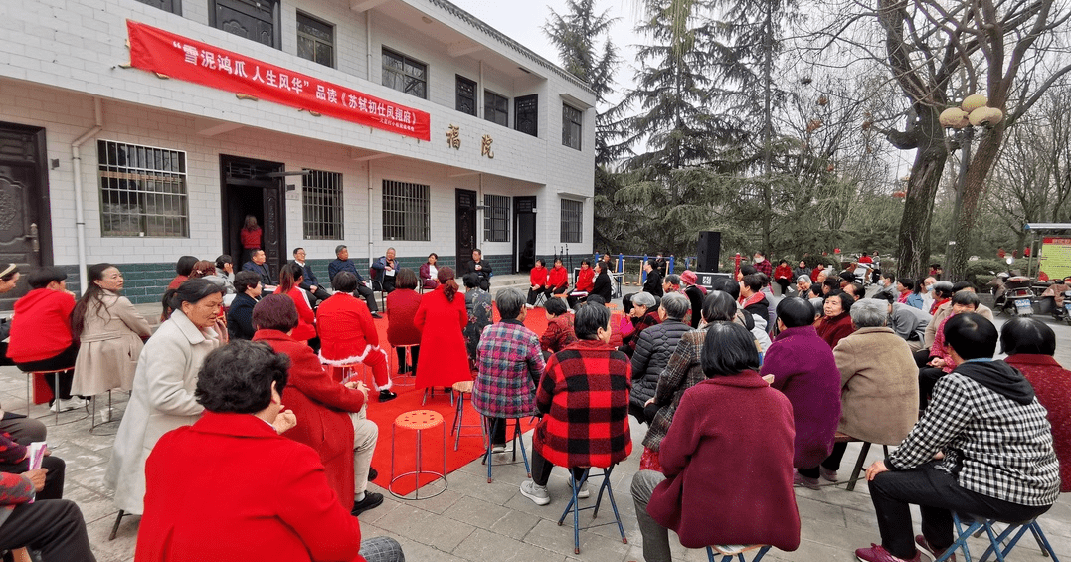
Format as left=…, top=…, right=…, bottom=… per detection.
left=834, top=431, right=889, bottom=491
left=450, top=380, right=484, bottom=451
left=391, top=344, right=417, bottom=388
left=389, top=409, right=447, bottom=500
left=705, top=544, right=772, bottom=562
left=557, top=466, right=626, bottom=554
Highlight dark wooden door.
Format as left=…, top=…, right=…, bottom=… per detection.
left=213, top=0, right=279, bottom=48
left=514, top=196, right=536, bottom=272
left=0, top=123, right=52, bottom=311
left=455, top=189, right=477, bottom=271
left=220, top=155, right=285, bottom=281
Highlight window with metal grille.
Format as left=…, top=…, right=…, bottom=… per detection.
left=302, top=169, right=343, bottom=240
left=136, top=0, right=181, bottom=14
left=382, top=180, right=430, bottom=241
left=297, top=12, right=334, bottom=68
left=212, top=0, right=280, bottom=48
left=563, top=104, right=583, bottom=150
left=456, top=75, right=476, bottom=116
left=561, top=199, right=582, bottom=243
left=485, top=90, right=508, bottom=127
left=97, top=140, right=188, bottom=238
left=483, top=194, right=509, bottom=242
left=515, top=94, right=538, bottom=137
left=382, top=48, right=427, bottom=99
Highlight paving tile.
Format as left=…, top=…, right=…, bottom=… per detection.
left=454, top=527, right=570, bottom=562
left=521, top=518, right=632, bottom=560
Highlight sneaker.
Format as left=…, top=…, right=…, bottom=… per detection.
left=371, top=312, right=384, bottom=319
left=793, top=470, right=821, bottom=490
left=820, top=467, right=838, bottom=482
left=855, top=543, right=921, bottom=562
left=54, top=397, right=88, bottom=413
left=378, top=390, right=397, bottom=402
left=351, top=492, right=384, bottom=516
left=525, top=304, right=534, bottom=309
left=576, top=480, right=590, bottom=499
left=490, top=443, right=514, bottom=455
left=519, top=480, right=550, bottom=505
left=916, top=534, right=956, bottom=562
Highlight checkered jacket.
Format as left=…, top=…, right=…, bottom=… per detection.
left=887, top=368, right=1061, bottom=506
left=472, top=320, right=545, bottom=419
left=533, top=339, right=632, bottom=469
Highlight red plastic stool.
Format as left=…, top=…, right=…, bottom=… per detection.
left=389, top=409, right=447, bottom=500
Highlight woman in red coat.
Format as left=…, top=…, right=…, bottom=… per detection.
left=526, top=259, right=549, bottom=307
left=251, top=295, right=382, bottom=515
left=567, top=260, right=595, bottom=308
left=814, top=291, right=856, bottom=349
left=317, top=272, right=395, bottom=402
left=632, top=322, right=800, bottom=558
left=413, top=267, right=469, bottom=390
left=273, top=263, right=317, bottom=348
left=547, top=258, right=569, bottom=297
left=386, top=269, right=422, bottom=375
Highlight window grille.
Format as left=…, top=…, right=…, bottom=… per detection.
left=382, top=49, right=427, bottom=98
left=483, top=194, right=510, bottom=242
left=136, top=0, right=181, bottom=14
left=97, top=140, right=188, bottom=237
left=456, top=75, right=476, bottom=115
left=382, top=180, right=430, bottom=241
left=515, top=94, right=538, bottom=137
left=302, top=169, right=343, bottom=240
left=563, top=104, right=583, bottom=150
left=561, top=199, right=582, bottom=244
left=297, top=12, right=334, bottom=68
left=485, top=90, right=509, bottom=127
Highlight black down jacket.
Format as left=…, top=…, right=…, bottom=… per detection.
left=629, top=318, right=693, bottom=415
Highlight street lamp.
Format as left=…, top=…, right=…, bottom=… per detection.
left=938, top=94, right=1004, bottom=277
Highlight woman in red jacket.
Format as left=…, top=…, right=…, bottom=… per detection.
left=814, top=292, right=856, bottom=349
left=414, top=267, right=469, bottom=391
left=547, top=258, right=569, bottom=297
left=774, top=259, right=794, bottom=296
left=273, top=263, right=317, bottom=350
left=252, top=294, right=383, bottom=515
left=6, top=268, right=84, bottom=412
left=386, top=269, right=422, bottom=376
left=567, top=260, right=595, bottom=308
left=525, top=259, right=549, bottom=308
left=318, top=272, right=395, bottom=402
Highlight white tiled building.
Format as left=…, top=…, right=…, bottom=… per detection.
left=0, top=0, right=595, bottom=303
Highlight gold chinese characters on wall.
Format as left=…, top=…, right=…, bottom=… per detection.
left=481, top=134, right=494, bottom=159
left=446, top=124, right=460, bottom=149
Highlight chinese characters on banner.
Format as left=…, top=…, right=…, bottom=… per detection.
left=126, top=20, right=431, bottom=141
left=1039, top=238, right=1071, bottom=280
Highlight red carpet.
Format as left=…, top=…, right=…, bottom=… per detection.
left=362, top=303, right=546, bottom=495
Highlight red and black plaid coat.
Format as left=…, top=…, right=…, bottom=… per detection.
left=533, top=339, right=632, bottom=469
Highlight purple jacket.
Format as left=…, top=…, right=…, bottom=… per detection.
left=760, top=325, right=842, bottom=469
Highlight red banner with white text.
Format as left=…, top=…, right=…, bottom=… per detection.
left=126, top=20, right=431, bottom=141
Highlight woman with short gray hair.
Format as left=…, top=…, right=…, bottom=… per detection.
left=622, top=291, right=661, bottom=357
left=850, top=298, right=890, bottom=329
left=473, top=288, right=545, bottom=451
left=630, top=292, right=691, bottom=428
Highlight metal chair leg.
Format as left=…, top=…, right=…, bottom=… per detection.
left=108, top=510, right=125, bottom=540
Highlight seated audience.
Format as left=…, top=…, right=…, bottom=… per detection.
left=876, top=272, right=897, bottom=302
left=520, top=303, right=631, bottom=505
left=739, top=273, right=770, bottom=322
left=774, top=259, right=794, bottom=296
left=418, top=253, right=440, bottom=290
left=0, top=463, right=92, bottom=561
left=227, top=271, right=263, bottom=340
left=462, top=273, right=492, bottom=366
left=253, top=295, right=382, bottom=515
left=473, top=289, right=545, bottom=451
left=273, top=263, right=318, bottom=350
left=318, top=272, right=395, bottom=402
left=822, top=298, right=918, bottom=483
left=629, top=293, right=690, bottom=424
left=709, top=277, right=770, bottom=350
left=106, top=279, right=224, bottom=516
left=464, top=249, right=492, bottom=291
left=242, top=249, right=272, bottom=288
left=386, top=269, right=422, bottom=376
left=371, top=247, right=399, bottom=294
left=1000, top=317, right=1071, bottom=492
left=814, top=291, right=856, bottom=349
left=546, top=258, right=570, bottom=298
left=662, top=273, right=681, bottom=295
left=539, top=297, right=576, bottom=357
left=680, top=271, right=706, bottom=328
left=857, top=313, right=1060, bottom=562
left=926, top=281, right=954, bottom=317
left=919, top=290, right=981, bottom=410
left=168, top=255, right=198, bottom=290
left=761, top=297, right=841, bottom=489
left=567, top=261, right=595, bottom=308
left=291, top=248, right=330, bottom=303
left=328, top=245, right=381, bottom=318
left=874, top=291, right=931, bottom=351
left=214, top=255, right=234, bottom=285
left=6, top=268, right=83, bottom=412
left=591, top=261, right=614, bottom=302
left=631, top=322, right=800, bottom=562
left=190, top=259, right=234, bottom=294
left=620, top=291, right=660, bottom=357
left=924, top=281, right=991, bottom=347
left=526, top=259, right=549, bottom=308
left=136, top=340, right=404, bottom=562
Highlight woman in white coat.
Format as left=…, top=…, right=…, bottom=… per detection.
left=70, top=263, right=153, bottom=397
left=105, top=279, right=225, bottom=516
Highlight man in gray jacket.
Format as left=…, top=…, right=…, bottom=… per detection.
left=876, top=291, right=932, bottom=351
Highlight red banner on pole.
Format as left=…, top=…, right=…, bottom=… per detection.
left=126, top=20, right=431, bottom=141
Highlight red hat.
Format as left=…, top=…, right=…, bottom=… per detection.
left=680, top=270, right=698, bottom=285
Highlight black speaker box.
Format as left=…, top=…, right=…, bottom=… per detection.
left=696, top=231, right=721, bottom=272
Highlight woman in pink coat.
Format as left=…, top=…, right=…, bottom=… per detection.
left=413, top=267, right=470, bottom=390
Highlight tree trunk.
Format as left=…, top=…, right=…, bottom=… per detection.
left=948, top=125, right=1005, bottom=280
left=896, top=108, right=949, bottom=280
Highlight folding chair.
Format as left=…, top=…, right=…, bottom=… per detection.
left=932, top=512, right=1061, bottom=562
left=556, top=466, right=627, bottom=554
left=706, top=544, right=772, bottom=562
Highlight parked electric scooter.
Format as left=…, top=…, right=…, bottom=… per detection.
left=994, top=276, right=1035, bottom=316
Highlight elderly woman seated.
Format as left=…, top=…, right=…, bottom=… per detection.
left=252, top=294, right=382, bottom=516
left=519, top=303, right=631, bottom=505
left=819, top=298, right=918, bottom=483
left=539, top=297, right=576, bottom=358
left=814, top=291, right=856, bottom=349
left=620, top=291, right=660, bottom=357
left=918, top=290, right=980, bottom=411
left=856, top=314, right=1060, bottom=562
left=136, top=340, right=404, bottom=562
left=629, top=292, right=691, bottom=425
left=631, top=322, right=801, bottom=562
left=318, top=272, right=395, bottom=402
left=473, top=289, right=545, bottom=452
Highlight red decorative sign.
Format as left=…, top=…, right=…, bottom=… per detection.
left=126, top=20, right=431, bottom=141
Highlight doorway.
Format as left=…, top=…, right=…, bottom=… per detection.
left=219, top=154, right=285, bottom=281
left=514, top=196, right=536, bottom=272
left=455, top=189, right=477, bottom=271
left=0, top=122, right=52, bottom=311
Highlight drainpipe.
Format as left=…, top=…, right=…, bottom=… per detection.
left=366, top=13, right=373, bottom=82
left=70, top=96, right=102, bottom=295
left=367, top=162, right=373, bottom=267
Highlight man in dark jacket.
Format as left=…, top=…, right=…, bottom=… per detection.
left=327, top=245, right=381, bottom=318
left=642, top=260, right=663, bottom=297
left=227, top=271, right=262, bottom=340
left=739, top=273, right=770, bottom=326
left=629, top=292, right=691, bottom=423
left=290, top=248, right=330, bottom=303
left=241, top=249, right=272, bottom=287
left=465, top=249, right=493, bottom=291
